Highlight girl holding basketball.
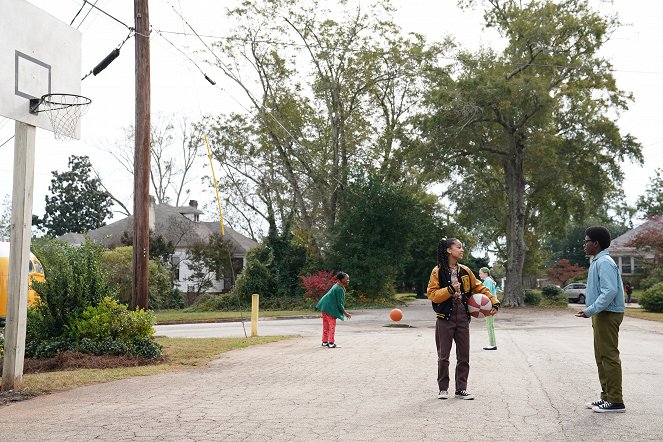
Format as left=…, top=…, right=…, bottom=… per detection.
left=427, top=238, right=500, bottom=400
left=479, top=267, right=498, bottom=351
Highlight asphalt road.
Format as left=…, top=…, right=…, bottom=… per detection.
left=1, top=300, right=661, bottom=441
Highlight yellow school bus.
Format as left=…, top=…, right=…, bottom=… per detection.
left=0, top=242, right=45, bottom=326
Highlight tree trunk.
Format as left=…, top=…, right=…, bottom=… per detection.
left=502, top=134, right=526, bottom=307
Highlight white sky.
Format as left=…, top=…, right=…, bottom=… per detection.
left=1, top=0, right=661, bottom=224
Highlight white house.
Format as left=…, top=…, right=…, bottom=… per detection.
left=607, top=215, right=663, bottom=285
left=58, top=198, right=258, bottom=295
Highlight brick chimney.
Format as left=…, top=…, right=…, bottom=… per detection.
left=189, top=200, right=198, bottom=209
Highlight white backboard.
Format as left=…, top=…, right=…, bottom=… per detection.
left=0, top=0, right=83, bottom=138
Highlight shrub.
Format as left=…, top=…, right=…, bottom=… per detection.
left=186, top=293, right=246, bottom=312
left=540, top=293, right=568, bottom=307
left=639, top=283, right=663, bottom=313
left=101, top=246, right=183, bottom=309
left=70, top=297, right=162, bottom=358
left=231, top=253, right=276, bottom=302
left=299, top=271, right=335, bottom=301
left=541, top=285, right=563, bottom=300
left=31, top=239, right=115, bottom=338
left=0, top=330, right=4, bottom=357
left=523, top=290, right=541, bottom=306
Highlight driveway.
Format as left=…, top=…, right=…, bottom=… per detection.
left=1, top=300, right=662, bottom=441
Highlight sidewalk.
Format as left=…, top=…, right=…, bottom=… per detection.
left=1, top=300, right=662, bottom=441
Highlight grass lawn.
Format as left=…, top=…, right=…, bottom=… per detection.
left=624, top=308, right=663, bottom=323
left=155, top=294, right=419, bottom=324
left=155, top=309, right=316, bottom=324
left=18, top=336, right=291, bottom=396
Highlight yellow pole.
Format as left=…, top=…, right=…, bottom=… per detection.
left=204, top=134, right=224, bottom=236
left=251, top=294, right=259, bottom=337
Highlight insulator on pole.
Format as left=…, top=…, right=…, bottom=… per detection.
left=93, top=48, right=121, bottom=76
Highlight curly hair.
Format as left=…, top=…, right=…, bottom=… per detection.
left=585, top=226, right=611, bottom=250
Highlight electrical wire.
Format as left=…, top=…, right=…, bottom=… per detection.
left=0, top=135, right=15, bottom=150
left=75, top=0, right=102, bottom=30
left=152, top=28, right=663, bottom=77
left=71, top=0, right=132, bottom=30
left=69, top=0, right=88, bottom=26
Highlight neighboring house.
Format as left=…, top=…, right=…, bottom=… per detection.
left=58, top=198, right=258, bottom=295
left=608, top=215, right=663, bottom=286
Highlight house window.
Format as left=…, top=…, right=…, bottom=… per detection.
left=619, top=256, right=634, bottom=275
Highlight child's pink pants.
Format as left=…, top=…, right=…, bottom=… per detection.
left=321, top=312, right=337, bottom=343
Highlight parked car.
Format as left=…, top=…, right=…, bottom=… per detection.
left=563, top=282, right=587, bottom=304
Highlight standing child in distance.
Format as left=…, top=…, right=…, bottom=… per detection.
left=427, top=238, right=500, bottom=400
left=479, top=267, right=498, bottom=350
left=316, top=272, right=352, bottom=348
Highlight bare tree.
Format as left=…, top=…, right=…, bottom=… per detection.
left=103, top=113, right=202, bottom=211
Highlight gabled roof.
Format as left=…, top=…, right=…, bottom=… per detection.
left=57, top=202, right=258, bottom=256
left=609, top=215, right=663, bottom=255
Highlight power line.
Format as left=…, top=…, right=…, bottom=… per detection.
left=71, top=0, right=132, bottom=30
left=0, top=135, right=15, bottom=150
left=75, top=0, right=102, bottom=30
left=69, top=0, right=88, bottom=26
left=152, top=29, right=663, bottom=77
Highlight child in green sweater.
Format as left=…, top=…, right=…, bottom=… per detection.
left=315, top=272, right=352, bottom=348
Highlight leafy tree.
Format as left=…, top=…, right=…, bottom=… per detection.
left=201, top=0, right=440, bottom=252
left=232, top=217, right=308, bottom=302
left=35, top=155, right=113, bottom=237
left=100, top=246, right=184, bottom=309
left=415, top=0, right=642, bottom=306
left=395, top=194, right=452, bottom=297
left=185, top=233, right=237, bottom=297
left=626, top=216, right=663, bottom=288
left=328, top=176, right=454, bottom=298
left=636, top=169, right=663, bottom=217
left=545, top=259, right=587, bottom=286
left=106, top=114, right=201, bottom=211
left=547, top=221, right=629, bottom=268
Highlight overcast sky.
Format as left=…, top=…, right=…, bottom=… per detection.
left=1, top=0, right=661, bottom=225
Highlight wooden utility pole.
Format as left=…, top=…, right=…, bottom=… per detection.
left=132, top=0, right=150, bottom=310
left=2, top=122, right=36, bottom=391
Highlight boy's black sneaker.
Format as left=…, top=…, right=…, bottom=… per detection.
left=327, top=343, right=337, bottom=348
left=321, top=342, right=328, bottom=347
left=593, top=401, right=626, bottom=413
left=454, top=390, right=474, bottom=400
left=585, top=399, right=605, bottom=409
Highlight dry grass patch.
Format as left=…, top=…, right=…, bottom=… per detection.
left=624, top=308, right=663, bottom=323
left=10, top=336, right=290, bottom=398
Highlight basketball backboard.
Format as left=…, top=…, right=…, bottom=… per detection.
left=0, top=0, right=83, bottom=138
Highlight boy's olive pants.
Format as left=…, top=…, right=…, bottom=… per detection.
left=592, top=311, right=624, bottom=404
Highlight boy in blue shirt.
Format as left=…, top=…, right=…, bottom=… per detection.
left=575, top=226, right=626, bottom=413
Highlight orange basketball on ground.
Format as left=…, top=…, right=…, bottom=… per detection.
left=390, top=308, right=403, bottom=322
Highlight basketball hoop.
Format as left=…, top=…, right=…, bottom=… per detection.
left=29, top=93, right=91, bottom=140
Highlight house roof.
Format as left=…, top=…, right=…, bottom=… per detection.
left=57, top=201, right=258, bottom=256
left=608, top=215, right=663, bottom=255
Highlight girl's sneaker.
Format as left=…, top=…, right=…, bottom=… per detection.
left=321, top=342, right=328, bottom=347
left=327, top=343, right=337, bottom=348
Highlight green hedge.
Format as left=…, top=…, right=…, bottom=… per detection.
left=639, top=283, right=663, bottom=313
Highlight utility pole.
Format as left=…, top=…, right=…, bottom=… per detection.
left=132, top=0, right=150, bottom=310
